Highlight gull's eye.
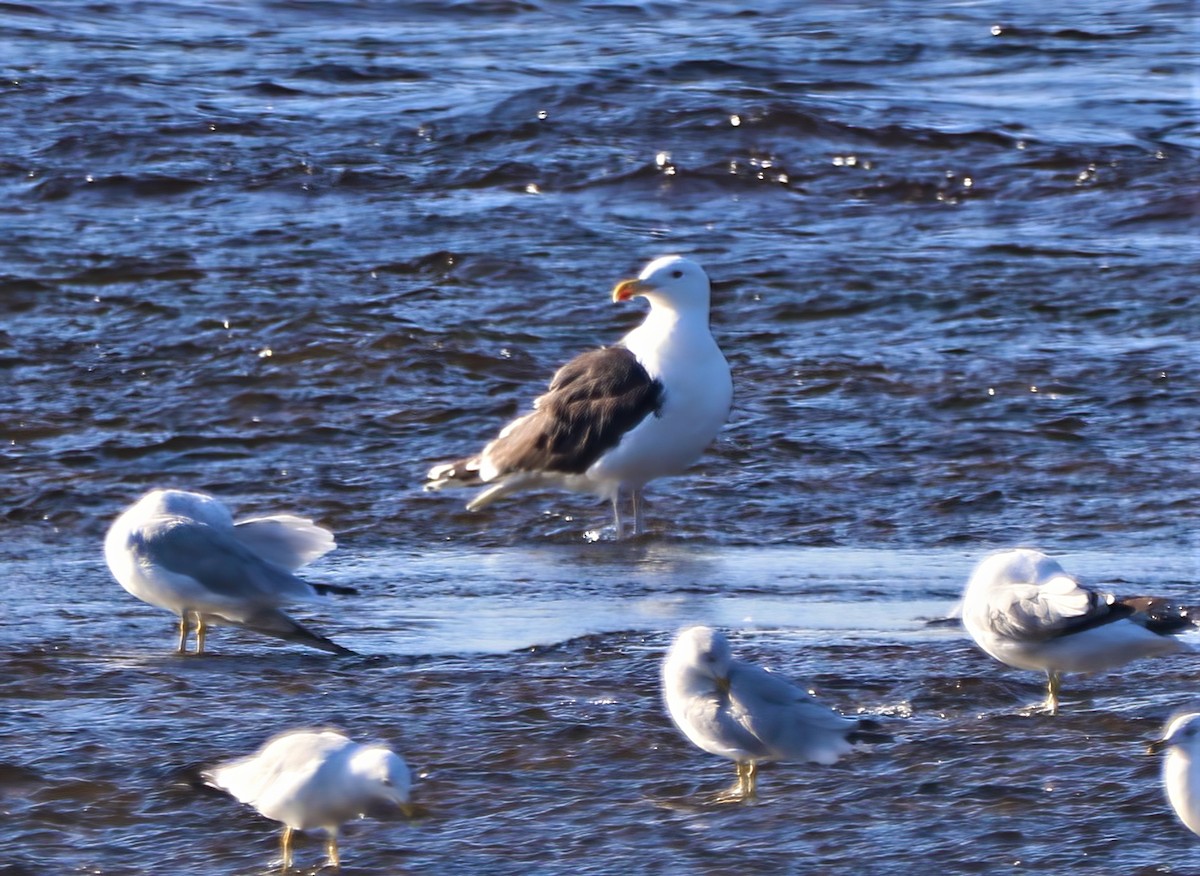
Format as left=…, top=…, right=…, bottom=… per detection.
left=671, top=269, right=683, bottom=279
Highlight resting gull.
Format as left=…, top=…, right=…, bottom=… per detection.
left=661, top=625, right=887, bottom=801
left=104, top=488, right=354, bottom=655
left=961, top=548, right=1195, bottom=714
left=425, top=255, right=732, bottom=537
left=205, top=728, right=414, bottom=869
left=1148, top=712, right=1200, bottom=838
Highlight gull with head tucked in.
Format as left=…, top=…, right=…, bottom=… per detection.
left=205, top=728, right=414, bottom=870
left=425, top=255, right=732, bottom=538
left=661, top=625, right=887, bottom=801
left=961, top=548, right=1195, bottom=714
left=104, top=488, right=354, bottom=655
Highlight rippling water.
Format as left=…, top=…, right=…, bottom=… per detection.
left=2, top=1, right=1198, bottom=873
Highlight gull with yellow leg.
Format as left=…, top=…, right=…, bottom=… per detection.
left=661, top=625, right=888, bottom=801
left=961, top=548, right=1196, bottom=714
left=205, top=729, right=415, bottom=871
left=105, top=488, right=354, bottom=655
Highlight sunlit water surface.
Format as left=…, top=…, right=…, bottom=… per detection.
left=2, top=0, right=1197, bottom=873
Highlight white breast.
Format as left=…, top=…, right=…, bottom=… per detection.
left=588, top=308, right=731, bottom=487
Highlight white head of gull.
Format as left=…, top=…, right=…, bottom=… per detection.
left=104, top=488, right=354, bottom=655
left=661, top=625, right=887, bottom=801
left=425, top=255, right=732, bottom=538
left=961, top=548, right=1195, bottom=714
left=205, top=728, right=415, bottom=870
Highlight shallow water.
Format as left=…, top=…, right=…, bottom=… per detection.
left=2, top=0, right=1199, bottom=873
left=3, top=545, right=1200, bottom=874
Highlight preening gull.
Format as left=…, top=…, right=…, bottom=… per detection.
left=961, top=548, right=1195, bottom=714
left=661, top=625, right=887, bottom=801
left=104, top=488, right=354, bottom=655
left=425, top=255, right=732, bottom=537
left=1148, top=712, right=1200, bottom=838
left=205, top=728, right=414, bottom=869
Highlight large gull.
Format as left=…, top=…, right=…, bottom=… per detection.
left=104, top=488, right=354, bottom=655
left=425, top=255, right=732, bottom=538
left=961, top=548, right=1195, bottom=714
left=205, top=728, right=414, bottom=870
left=661, top=625, right=887, bottom=801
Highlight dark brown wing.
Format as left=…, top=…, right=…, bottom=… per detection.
left=482, top=346, right=663, bottom=476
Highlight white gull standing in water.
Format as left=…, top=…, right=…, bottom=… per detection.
left=104, top=488, right=354, bottom=655
left=1148, top=712, right=1200, bottom=838
left=961, top=548, right=1195, bottom=714
left=661, top=625, right=887, bottom=801
left=205, top=728, right=414, bottom=870
left=425, top=255, right=732, bottom=538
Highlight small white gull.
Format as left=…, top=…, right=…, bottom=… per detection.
left=1148, top=712, right=1200, bottom=838
left=661, top=625, right=886, bottom=801
left=205, top=728, right=414, bottom=869
left=961, top=548, right=1194, bottom=714
left=425, top=255, right=732, bottom=538
left=104, top=488, right=353, bottom=655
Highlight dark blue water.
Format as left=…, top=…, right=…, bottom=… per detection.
left=1, top=1, right=1198, bottom=873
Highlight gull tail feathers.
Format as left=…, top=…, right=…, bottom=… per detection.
left=465, top=478, right=527, bottom=511
left=237, top=609, right=355, bottom=656
left=848, top=718, right=894, bottom=746
left=1119, top=596, right=1198, bottom=637
left=311, top=581, right=358, bottom=597
left=425, top=456, right=484, bottom=491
